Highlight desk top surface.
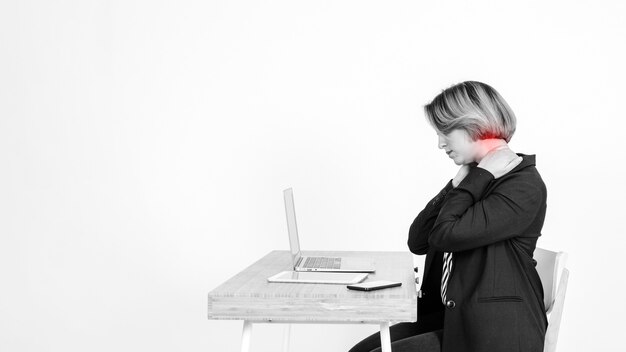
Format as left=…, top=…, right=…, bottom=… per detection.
left=208, top=250, right=417, bottom=323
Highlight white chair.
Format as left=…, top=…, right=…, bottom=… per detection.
left=533, top=247, right=569, bottom=352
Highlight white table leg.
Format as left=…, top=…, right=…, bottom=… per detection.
left=241, top=321, right=253, bottom=352
left=282, top=324, right=291, bottom=352
left=380, top=322, right=391, bottom=352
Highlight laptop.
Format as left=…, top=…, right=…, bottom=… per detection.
left=283, top=188, right=375, bottom=273
left=266, top=270, right=368, bottom=284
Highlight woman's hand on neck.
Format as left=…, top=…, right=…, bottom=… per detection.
left=474, top=138, right=510, bottom=163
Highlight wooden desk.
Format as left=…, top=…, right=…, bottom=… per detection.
left=208, top=250, right=417, bottom=352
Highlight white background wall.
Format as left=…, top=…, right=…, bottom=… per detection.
left=1, top=0, right=625, bottom=351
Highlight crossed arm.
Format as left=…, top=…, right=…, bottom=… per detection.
left=409, top=166, right=545, bottom=254
left=428, top=167, right=545, bottom=252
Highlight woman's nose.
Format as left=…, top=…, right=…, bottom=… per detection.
left=438, top=135, right=446, bottom=149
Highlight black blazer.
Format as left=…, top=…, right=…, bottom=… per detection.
left=408, top=154, right=548, bottom=352
left=408, top=181, right=451, bottom=316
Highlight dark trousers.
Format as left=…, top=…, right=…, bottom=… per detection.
left=348, top=311, right=444, bottom=352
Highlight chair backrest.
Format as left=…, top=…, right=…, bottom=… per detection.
left=533, top=247, right=568, bottom=313
left=543, top=268, right=569, bottom=352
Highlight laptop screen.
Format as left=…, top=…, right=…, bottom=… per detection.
left=283, top=188, right=301, bottom=267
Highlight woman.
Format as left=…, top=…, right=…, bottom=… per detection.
left=350, top=81, right=548, bottom=352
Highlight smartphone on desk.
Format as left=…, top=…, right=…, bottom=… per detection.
left=347, top=280, right=402, bottom=291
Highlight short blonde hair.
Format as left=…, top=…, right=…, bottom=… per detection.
left=424, top=81, right=517, bottom=142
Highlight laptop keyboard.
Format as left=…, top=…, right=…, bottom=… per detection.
left=303, top=257, right=342, bottom=269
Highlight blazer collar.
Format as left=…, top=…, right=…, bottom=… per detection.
left=513, top=153, right=536, bottom=172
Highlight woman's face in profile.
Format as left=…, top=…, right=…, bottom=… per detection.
left=437, top=129, right=477, bottom=165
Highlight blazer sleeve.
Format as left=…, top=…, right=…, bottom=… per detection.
left=407, top=180, right=454, bottom=255
left=428, top=167, right=545, bottom=253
